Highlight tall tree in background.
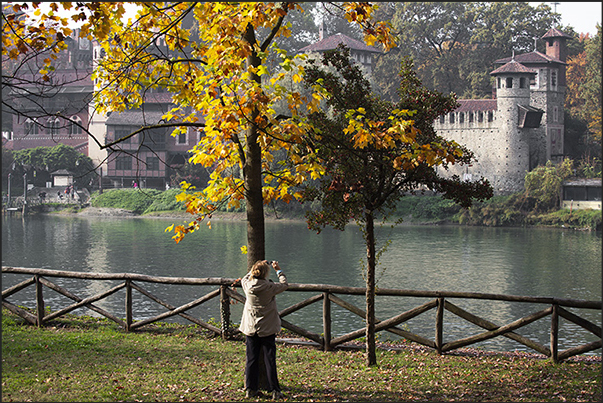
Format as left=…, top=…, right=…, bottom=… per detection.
left=373, top=2, right=558, bottom=101
left=582, top=25, right=602, bottom=155
left=11, top=144, right=96, bottom=188
left=565, top=26, right=602, bottom=160
left=300, top=47, right=492, bottom=366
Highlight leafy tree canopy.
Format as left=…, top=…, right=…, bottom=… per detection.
left=373, top=2, right=560, bottom=100
left=2, top=2, right=395, bottom=267
left=10, top=144, right=96, bottom=187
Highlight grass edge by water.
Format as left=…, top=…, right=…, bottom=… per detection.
left=2, top=309, right=601, bottom=402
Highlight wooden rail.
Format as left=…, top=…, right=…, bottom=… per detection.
left=2, top=266, right=601, bottom=363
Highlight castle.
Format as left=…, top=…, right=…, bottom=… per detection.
left=300, top=28, right=572, bottom=195
left=434, top=28, right=571, bottom=194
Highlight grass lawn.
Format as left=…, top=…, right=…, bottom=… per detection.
left=2, top=310, right=601, bottom=402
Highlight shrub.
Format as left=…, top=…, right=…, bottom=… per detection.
left=90, top=189, right=161, bottom=214
left=144, top=189, right=187, bottom=213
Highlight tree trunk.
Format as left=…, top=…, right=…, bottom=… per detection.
left=364, top=210, right=377, bottom=366
left=244, top=132, right=265, bottom=269
left=243, top=24, right=265, bottom=270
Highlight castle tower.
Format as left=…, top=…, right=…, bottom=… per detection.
left=540, top=28, right=573, bottom=162
left=489, top=60, right=540, bottom=193
left=493, top=28, right=572, bottom=167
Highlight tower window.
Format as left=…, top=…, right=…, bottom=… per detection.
left=551, top=70, right=557, bottom=89
left=530, top=70, right=540, bottom=89
left=520, top=77, right=526, bottom=88
left=450, top=113, right=455, bottom=124
left=506, top=77, right=513, bottom=88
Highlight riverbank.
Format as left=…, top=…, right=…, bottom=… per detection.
left=75, top=188, right=600, bottom=231
left=2, top=309, right=601, bottom=402
left=52, top=204, right=602, bottom=234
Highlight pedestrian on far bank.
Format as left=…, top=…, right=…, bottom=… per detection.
left=239, top=260, right=288, bottom=400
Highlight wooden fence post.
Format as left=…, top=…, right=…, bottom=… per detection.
left=550, top=303, right=559, bottom=363
left=220, top=285, right=231, bottom=339
left=435, top=297, right=444, bottom=354
left=125, top=280, right=132, bottom=331
left=35, top=274, right=44, bottom=327
left=323, top=292, right=331, bottom=351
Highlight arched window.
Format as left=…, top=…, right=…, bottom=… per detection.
left=24, top=118, right=39, bottom=135
left=551, top=70, right=558, bottom=90
left=530, top=70, right=540, bottom=88
left=48, top=117, right=60, bottom=136
left=70, top=116, right=83, bottom=135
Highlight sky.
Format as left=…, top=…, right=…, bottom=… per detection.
left=531, top=2, right=602, bottom=36
left=31, top=2, right=603, bottom=37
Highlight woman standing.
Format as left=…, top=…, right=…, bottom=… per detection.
left=239, top=260, right=288, bottom=399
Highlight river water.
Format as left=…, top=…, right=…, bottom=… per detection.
left=2, top=213, right=601, bottom=355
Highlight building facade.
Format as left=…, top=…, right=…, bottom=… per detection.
left=4, top=32, right=93, bottom=155
left=101, top=93, right=193, bottom=189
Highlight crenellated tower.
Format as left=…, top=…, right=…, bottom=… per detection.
left=488, top=59, right=542, bottom=192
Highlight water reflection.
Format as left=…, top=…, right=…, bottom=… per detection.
left=2, top=214, right=601, bottom=354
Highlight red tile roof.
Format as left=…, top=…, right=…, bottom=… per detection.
left=495, top=51, right=565, bottom=65
left=454, top=99, right=497, bottom=112
left=542, top=27, right=573, bottom=39
left=297, top=33, right=382, bottom=54
left=490, top=60, right=537, bottom=75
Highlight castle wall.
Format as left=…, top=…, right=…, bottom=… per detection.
left=435, top=110, right=529, bottom=194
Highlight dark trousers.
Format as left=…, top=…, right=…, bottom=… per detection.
left=245, top=334, right=280, bottom=392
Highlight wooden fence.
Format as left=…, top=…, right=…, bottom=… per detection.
left=2, top=266, right=601, bottom=363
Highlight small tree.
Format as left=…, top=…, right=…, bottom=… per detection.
left=12, top=144, right=96, bottom=188
left=300, top=47, right=493, bottom=366
left=524, top=158, right=574, bottom=212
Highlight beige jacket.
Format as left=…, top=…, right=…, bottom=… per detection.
left=239, top=271, right=288, bottom=337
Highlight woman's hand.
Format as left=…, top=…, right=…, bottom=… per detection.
left=271, top=261, right=281, bottom=271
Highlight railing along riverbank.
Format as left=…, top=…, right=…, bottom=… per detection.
left=2, top=266, right=601, bottom=363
